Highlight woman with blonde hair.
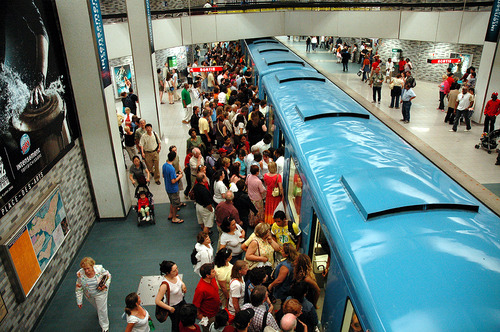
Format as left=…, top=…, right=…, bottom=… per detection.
left=293, top=254, right=320, bottom=307
left=75, top=257, right=111, bottom=332
left=263, top=161, right=283, bottom=224
left=243, top=223, right=281, bottom=270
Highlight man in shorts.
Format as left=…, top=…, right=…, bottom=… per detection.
left=163, top=151, right=184, bottom=223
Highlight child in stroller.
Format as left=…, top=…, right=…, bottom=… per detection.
left=135, top=185, right=155, bottom=226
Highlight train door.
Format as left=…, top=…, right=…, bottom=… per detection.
left=308, top=212, right=330, bottom=322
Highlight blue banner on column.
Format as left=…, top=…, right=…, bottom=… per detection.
left=486, top=0, right=500, bottom=42
left=89, top=0, right=112, bottom=87
left=145, top=0, right=155, bottom=54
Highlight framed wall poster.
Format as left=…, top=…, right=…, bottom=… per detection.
left=0, top=0, right=80, bottom=219
left=1, top=186, right=70, bottom=301
left=449, top=53, right=473, bottom=77
left=113, top=64, right=132, bottom=99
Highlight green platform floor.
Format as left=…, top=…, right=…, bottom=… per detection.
left=34, top=202, right=212, bottom=332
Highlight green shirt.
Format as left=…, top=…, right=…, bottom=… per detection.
left=182, top=88, right=191, bottom=107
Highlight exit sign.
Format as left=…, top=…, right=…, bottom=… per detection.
left=427, top=58, right=461, bottom=64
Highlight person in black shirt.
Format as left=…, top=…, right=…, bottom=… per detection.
left=193, top=172, right=215, bottom=234
left=121, top=88, right=139, bottom=115
left=233, top=180, right=257, bottom=233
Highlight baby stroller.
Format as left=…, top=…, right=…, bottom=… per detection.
left=475, top=129, right=500, bottom=154
left=134, top=184, right=155, bottom=226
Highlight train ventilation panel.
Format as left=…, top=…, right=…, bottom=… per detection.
left=266, top=60, right=305, bottom=67
left=253, top=40, right=279, bottom=44
left=274, top=71, right=325, bottom=84
left=340, top=167, right=479, bottom=220
left=258, top=49, right=289, bottom=54
left=294, top=105, right=369, bottom=121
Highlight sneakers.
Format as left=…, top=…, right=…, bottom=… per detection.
left=377, top=101, right=381, bottom=104
left=464, top=129, right=471, bottom=132
left=146, top=216, right=151, bottom=221
left=449, top=129, right=456, bottom=132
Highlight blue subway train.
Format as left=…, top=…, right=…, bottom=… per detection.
left=245, top=38, right=500, bottom=332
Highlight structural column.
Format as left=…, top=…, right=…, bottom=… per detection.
left=55, top=0, right=131, bottom=218
left=125, top=0, right=163, bottom=136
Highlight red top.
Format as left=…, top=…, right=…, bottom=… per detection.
left=137, top=197, right=149, bottom=210
left=192, top=278, right=220, bottom=318
left=371, top=61, right=380, bottom=70
left=398, top=60, right=406, bottom=71
left=484, top=99, right=500, bottom=116
left=185, top=153, right=193, bottom=167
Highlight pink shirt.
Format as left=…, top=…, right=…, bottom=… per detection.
left=246, top=174, right=265, bottom=201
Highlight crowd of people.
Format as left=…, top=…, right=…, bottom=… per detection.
left=80, top=41, right=326, bottom=332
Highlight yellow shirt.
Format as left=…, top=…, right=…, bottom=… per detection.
left=271, top=222, right=301, bottom=248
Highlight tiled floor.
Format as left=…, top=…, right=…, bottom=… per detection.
left=277, top=36, right=500, bottom=197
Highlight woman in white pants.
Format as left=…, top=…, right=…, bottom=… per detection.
left=76, top=257, right=111, bottom=332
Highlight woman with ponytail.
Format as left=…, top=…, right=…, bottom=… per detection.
left=124, top=292, right=151, bottom=332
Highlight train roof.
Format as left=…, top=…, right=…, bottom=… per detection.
left=246, top=40, right=316, bottom=77
left=251, top=43, right=500, bottom=331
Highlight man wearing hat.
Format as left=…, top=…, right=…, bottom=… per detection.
left=483, top=92, right=500, bottom=134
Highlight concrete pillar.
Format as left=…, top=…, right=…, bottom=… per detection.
left=55, top=0, right=131, bottom=218
left=125, top=0, right=163, bottom=136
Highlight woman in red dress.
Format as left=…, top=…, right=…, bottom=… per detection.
left=263, top=162, right=283, bottom=224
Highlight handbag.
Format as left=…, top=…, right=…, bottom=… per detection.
left=271, top=175, right=280, bottom=197
left=357, top=69, right=362, bottom=77
left=155, top=281, right=170, bottom=323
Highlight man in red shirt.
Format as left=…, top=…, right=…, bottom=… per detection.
left=193, top=263, right=220, bottom=332
left=398, top=57, right=406, bottom=74
left=483, top=92, right=500, bottom=134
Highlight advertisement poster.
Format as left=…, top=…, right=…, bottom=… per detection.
left=0, top=0, right=80, bottom=218
left=2, top=187, right=69, bottom=300
left=113, top=64, right=132, bottom=98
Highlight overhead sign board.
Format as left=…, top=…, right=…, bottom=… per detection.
left=190, top=66, right=223, bottom=73
left=427, top=58, right=462, bottom=64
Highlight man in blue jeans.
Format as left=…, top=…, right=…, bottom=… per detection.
left=450, top=86, right=474, bottom=132
left=400, top=83, right=416, bottom=123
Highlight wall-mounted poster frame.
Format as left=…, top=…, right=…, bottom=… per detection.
left=1, top=186, right=70, bottom=302
left=112, top=64, right=133, bottom=99
left=449, top=53, right=473, bottom=77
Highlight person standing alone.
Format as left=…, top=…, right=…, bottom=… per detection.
left=370, top=67, right=384, bottom=104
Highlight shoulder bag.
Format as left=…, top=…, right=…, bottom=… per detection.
left=271, top=175, right=280, bottom=197
left=155, top=281, right=171, bottom=323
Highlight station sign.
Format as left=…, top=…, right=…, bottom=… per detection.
left=190, top=66, right=223, bottom=73
left=427, top=58, right=461, bottom=64
left=392, top=49, right=402, bottom=52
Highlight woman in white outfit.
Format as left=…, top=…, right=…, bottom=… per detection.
left=194, top=231, right=214, bottom=277
left=75, top=257, right=111, bottom=332
left=125, top=292, right=151, bottom=332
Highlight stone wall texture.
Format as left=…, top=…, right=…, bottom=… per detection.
left=0, top=140, right=96, bottom=331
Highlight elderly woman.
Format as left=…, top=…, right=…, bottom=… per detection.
left=75, top=257, right=111, bottom=332
left=220, top=216, right=246, bottom=263
left=246, top=165, right=266, bottom=226
left=194, top=231, right=214, bottom=277
left=263, top=161, right=283, bottom=225
left=155, top=260, right=187, bottom=332
left=129, top=156, right=150, bottom=186
left=243, top=223, right=281, bottom=270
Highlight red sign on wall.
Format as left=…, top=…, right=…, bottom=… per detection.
left=427, top=58, right=461, bottom=64
left=190, top=66, right=223, bottom=72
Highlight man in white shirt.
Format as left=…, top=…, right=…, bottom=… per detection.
left=450, top=86, right=474, bottom=132
left=274, top=147, right=285, bottom=176
left=254, top=134, right=273, bottom=154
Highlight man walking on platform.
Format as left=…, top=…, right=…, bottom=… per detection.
left=140, top=124, right=161, bottom=184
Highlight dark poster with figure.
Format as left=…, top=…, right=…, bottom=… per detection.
left=0, top=0, right=80, bottom=218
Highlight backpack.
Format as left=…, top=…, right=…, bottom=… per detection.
left=287, top=220, right=300, bottom=244
left=190, top=247, right=199, bottom=265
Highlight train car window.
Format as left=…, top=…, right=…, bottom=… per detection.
left=287, top=159, right=302, bottom=224
left=268, top=104, right=275, bottom=137
left=341, top=299, right=364, bottom=332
